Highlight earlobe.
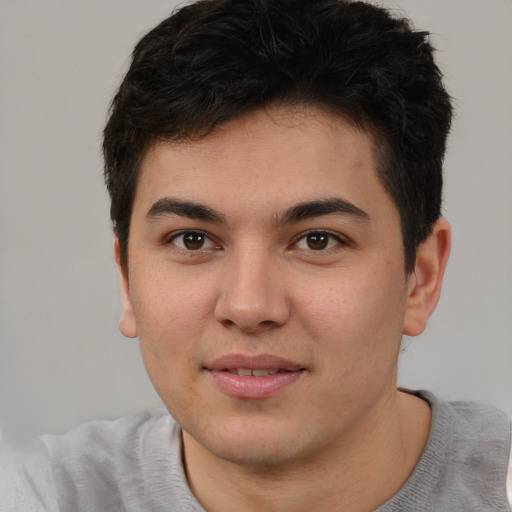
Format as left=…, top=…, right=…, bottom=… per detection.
left=114, top=237, right=138, bottom=338
left=403, top=218, right=451, bottom=336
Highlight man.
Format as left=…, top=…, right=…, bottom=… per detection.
left=3, top=0, right=511, bottom=510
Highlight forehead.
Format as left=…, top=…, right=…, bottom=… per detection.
left=134, top=106, right=394, bottom=224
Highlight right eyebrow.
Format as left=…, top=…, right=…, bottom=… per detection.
left=146, top=198, right=227, bottom=224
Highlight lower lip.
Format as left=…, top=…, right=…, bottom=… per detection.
left=207, top=370, right=304, bottom=399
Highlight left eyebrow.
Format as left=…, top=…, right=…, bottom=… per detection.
left=274, top=197, right=370, bottom=227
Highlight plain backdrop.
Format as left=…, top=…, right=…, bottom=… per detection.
left=1, top=0, right=511, bottom=444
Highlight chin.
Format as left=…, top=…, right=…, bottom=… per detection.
left=213, top=438, right=304, bottom=468
left=188, top=417, right=313, bottom=468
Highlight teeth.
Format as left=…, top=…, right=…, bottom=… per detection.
left=231, top=369, right=282, bottom=376
left=252, top=369, right=270, bottom=377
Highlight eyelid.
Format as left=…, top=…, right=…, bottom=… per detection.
left=291, top=229, right=350, bottom=250
left=163, top=228, right=350, bottom=252
left=165, top=229, right=221, bottom=251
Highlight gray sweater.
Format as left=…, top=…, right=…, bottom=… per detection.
left=2, top=391, right=511, bottom=511
left=376, top=391, right=511, bottom=511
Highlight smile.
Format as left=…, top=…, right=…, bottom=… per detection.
left=204, top=355, right=305, bottom=399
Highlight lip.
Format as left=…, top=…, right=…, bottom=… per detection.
left=205, top=353, right=304, bottom=372
left=204, top=353, right=306, bottom=399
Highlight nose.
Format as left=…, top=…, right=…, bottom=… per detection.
left=214, top=246, right=290, bottom=333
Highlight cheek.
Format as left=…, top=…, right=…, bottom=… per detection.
left=133, top=263, right=214, bottom=331
left=129, top=270, right=216, bottom=376
left=292, top=270, right=407, bottom=419
left=294, top=268, right=407, bottom=364
left=132, top=285, right=207, bottom=412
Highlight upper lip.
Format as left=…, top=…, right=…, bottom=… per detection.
left=205, top=353, right=305, bottom=372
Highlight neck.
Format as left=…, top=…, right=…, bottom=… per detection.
left=182, top=389, right=431, bottom=512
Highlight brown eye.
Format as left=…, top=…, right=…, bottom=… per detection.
left=294, top=231, right=343, bottom=251
left=306, top=233, right=329, bottom=250
left=183, top=232, right=205, bottom=250
left=171, top=231, right=216, bottom=251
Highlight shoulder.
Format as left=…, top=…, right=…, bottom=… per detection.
left=42, top=407, right=175, bottom=489
left=39, top=408, right=200, bottom=511
left=427, top=392, right=512, bottom=511
left=42, top=407, right=174, bottom=463
left=1, top=437, right=59, bottom=512
left=380, top=390, right=512, bottom=512
left=421, top=391, right=511, bottom=470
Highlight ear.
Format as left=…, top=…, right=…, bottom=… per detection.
left=114, top=236, right=138, bottom=338
left=403, top=218, right=451, bottom=336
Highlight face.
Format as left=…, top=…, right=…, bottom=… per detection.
left=119, top=107, right=415, bottom=467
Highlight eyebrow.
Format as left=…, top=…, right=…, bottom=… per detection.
left=146, top=198, right=227, bottom=224
left=146, top=196, right=369, bottom=226
left=274, top=197, right=370, bottom=226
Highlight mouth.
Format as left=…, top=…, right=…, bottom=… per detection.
left=205, top=353, right=304, bottom=372
left=204, top=354, right=306, bottom=399
left=220, top=368, right=299, bottom=376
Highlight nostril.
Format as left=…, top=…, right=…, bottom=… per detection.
left=218, top=316, right=281, bottom=334
left=214, top=288, right=290, bottom=332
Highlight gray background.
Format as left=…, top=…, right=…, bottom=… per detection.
left=1, top=0, right=511, bottom=444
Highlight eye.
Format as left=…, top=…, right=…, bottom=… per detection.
left=294, top=231, right=344, bottom=251
left=169, top=231, right=218, bottom=251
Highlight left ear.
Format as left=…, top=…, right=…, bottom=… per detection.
left=403, top=218, right=451, bottom=336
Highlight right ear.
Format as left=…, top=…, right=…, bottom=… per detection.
left=114, top=237, right=138, bottom=338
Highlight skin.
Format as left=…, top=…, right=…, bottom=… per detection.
left=116, top=106, right=451, bottom=511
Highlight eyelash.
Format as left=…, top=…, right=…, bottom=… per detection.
left=166, top=230, right=220, bottom=252
left=292, top=230, right=348, bottom=252
left=165, top=229, right=348, bottom=253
